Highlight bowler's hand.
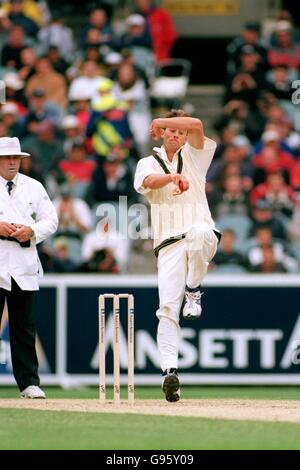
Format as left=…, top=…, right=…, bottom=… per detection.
left=170, top=174, right=189, bottom=196
left=0, top=222, right=16, bottom=237
left=11, top=224, right=33, bottom=242
left=150, top=122, right=161, bottom=141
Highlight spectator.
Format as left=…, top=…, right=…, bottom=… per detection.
left=83, top=44, right=104, bottom=65
left=7, top=0, right=38, bottom=37
left=46, top=45, right=70, bottom=76
left=18, top=46, right=37, bottom=82
left=51, top=237, right=78, bottom=273
left=211, top=174, right=251, bottom=218
left=68, top=91, right=92, bottom=133
left=249, top=199, right=287, bottom=240
left=83, top=27, right=102, bottom=49
left=113, top=62, right=151, bottom=154
left=248, top=225, right=298, bottom=272
left=251, top=170, right=297, bottom=218
left=61, top=115, right=84, bottom=153
left=19, top=150, right=44, bottom=183
left=21, top=87, right=62, bottom=137
left=265, top=103, right=291, bottom=129
left=207, top=160, right=239, bottom=197
left=252, top=245, right=287, bottom=273
left=68, top=60, right=106, bottom=104
left=207, top=143, right=253, bottom=192
left=3, top=0, right=49, bottom=26
left=263, top=105, right=299, bottom=144
left=227, top=21, right=268, bottom=75
left=211, top=229, right=248, bottom=269
left=58, top=139, right=96, bottom=198
left=25, top=56, right=68, bottom=110
left=81, top=219, right=130, bottom=272
left=268, top=21, right=300, bottom=71
left=117, top=48, right=150, bottom=88
left=54, top=187, right=92, bottom=239
left=3, top=72, right=27, bottom=116
left=80, top=6, right=112, bottom=50
left=278, top=118, right=300, bottom=156
left=225, top=46, right=267, bottom=105
left=135, top=0, right=177, bottom=62
left=266, top=64, right=294, bottom=102
left=104, top=51, right=123, bottom=79
left=268, top=10, right=300, bottom=47
left=22, top=120, right=64, bottom=177
left=119, top=13, right=152, bottom=52
left=81, top=27, right=111, bottom=61
left=214, top=100, right=267, bottom=144
left=86, top=78, right=134, bottom=158
left=38, top=9, right=75, bottom=61
left=1, top=25, right=26, bottom=69
left=0, top=102, right=22, bottom=137
left=118, top=14, right=155, bottom=79
left=79, top=248, right=119, bottom=273
left=88, top=145, right=136, bottom=204
left=213, top=126, right=239, bottom=159
left=253, top=129, right=294, bottom=177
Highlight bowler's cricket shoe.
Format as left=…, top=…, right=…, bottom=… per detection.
left=20, top=385, right=46, bottom=399
left=162, top=368, right=180, bottom=402
left=183, top=287, right=202, bottom=320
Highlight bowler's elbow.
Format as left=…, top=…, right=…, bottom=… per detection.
left=143, top=175, right=153, bottom=189
left=192, top=119, right=203, bottom=131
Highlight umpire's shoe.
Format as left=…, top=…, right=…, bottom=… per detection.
left=20, top=385, right=46, bottom=399
left=162, top=368, right=180, bottom=402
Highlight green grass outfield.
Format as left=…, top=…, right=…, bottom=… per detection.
left=0, top=387, right=299, bottom=450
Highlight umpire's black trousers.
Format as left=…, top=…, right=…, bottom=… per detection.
left=0, top=278, right=39, bottom=391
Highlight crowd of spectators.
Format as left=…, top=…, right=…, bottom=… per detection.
left=1, top=1, right=300, bottom=274
left=209, top=10, right=300, bottom=273
left=0, top=0, right=178, bottom=274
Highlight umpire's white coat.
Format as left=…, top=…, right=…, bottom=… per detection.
left=0, top=173, right=58, bottom=291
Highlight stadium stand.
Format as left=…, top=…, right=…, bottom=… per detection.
left=0, top=0, right=299, bottom=274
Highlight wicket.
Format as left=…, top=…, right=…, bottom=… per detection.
left=98, top=293, right=134, bottom=405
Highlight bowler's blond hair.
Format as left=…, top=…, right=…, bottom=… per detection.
left=165, top=109, right=191, bottom=118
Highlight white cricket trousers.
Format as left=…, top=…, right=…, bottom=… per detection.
left=156, top=222, right=218, bottom=371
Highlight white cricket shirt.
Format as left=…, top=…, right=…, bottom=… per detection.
left=134, top=138, right=217, bottom=248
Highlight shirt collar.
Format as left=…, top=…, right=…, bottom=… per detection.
left=0, top=173, right=18, bottom=188
left=153, top=145, right=184, bottom=163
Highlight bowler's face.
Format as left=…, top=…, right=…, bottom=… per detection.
left=0, top=155, right=21, bottom=180
left=161, top=127, right=188, bottom=153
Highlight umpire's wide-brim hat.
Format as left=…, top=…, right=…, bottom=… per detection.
left=0, top=137, right=30, bottom=157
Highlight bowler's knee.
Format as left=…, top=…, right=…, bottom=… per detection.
left=188, top=223, right=212, bottom=238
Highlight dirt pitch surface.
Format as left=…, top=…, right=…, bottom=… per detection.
left=1, top=399, right=300, bottom=423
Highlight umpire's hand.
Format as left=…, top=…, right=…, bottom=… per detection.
left=0, top=221, right=16, bottom=237
left=11, top=224, right=34, bottom=242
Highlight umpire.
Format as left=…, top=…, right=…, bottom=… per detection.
left=0, top=137, right=58, bottom=398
